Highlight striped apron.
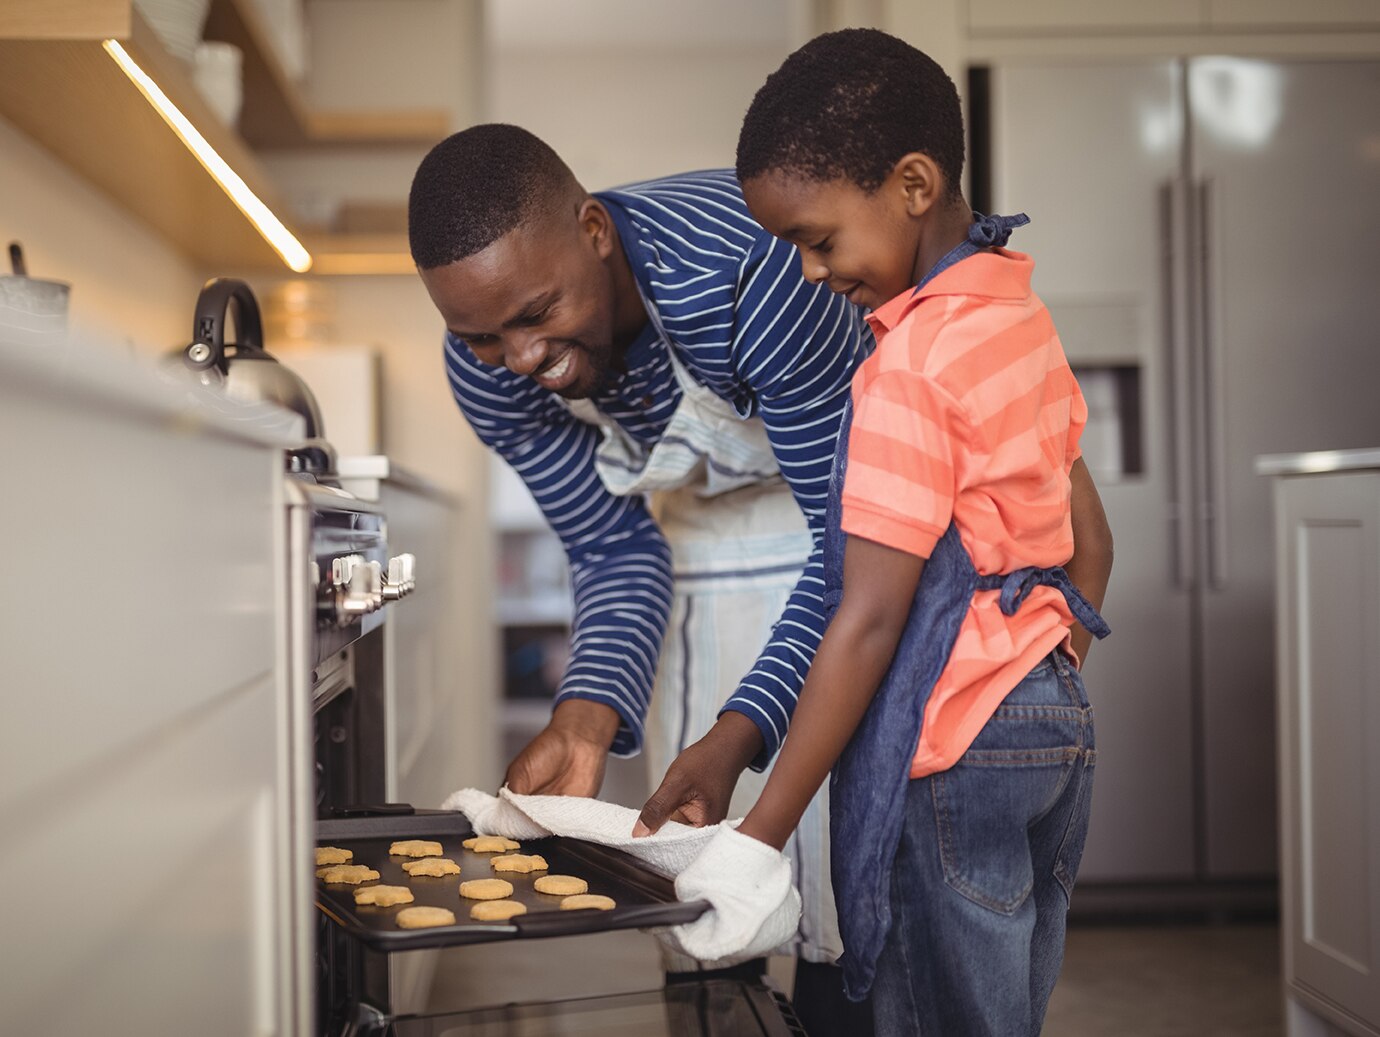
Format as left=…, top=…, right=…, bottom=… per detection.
left=567, top=344, right=842, bottom=968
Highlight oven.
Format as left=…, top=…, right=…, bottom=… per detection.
left=295, top=479, right=803, bottom=1037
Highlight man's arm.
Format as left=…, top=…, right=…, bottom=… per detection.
left=445, top=335, right=674, bottom=794
left=716, top=235, right=868, bottom=766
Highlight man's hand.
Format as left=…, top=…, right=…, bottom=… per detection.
left=503, top=700, right=621, bottom=797
left=634, top=712, right=763, bottom=835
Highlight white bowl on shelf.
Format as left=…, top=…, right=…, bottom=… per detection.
left=192, top=41, right=243, bottom=126
left=134, top=0, right=211, bottom=64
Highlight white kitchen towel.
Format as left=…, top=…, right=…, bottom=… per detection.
left=441, top=787, right=802, bottom=963
left=441, top=786, right=721, bottom=878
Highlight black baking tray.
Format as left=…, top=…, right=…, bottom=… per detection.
left=315, top=809, right=710, bottom=952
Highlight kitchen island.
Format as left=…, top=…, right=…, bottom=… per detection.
left=1259, top=449, right=1380, bottom=1037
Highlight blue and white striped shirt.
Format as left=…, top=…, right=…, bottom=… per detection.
left=444, top=169, right=869, bottom=768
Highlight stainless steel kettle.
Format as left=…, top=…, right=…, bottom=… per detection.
left=181, top=278, right=336, bottom=474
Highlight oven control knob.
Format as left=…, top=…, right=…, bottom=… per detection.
left=331, top=554, right=363, bottom=589
left=367, top=560, right=384, bottom=609
left=382, top=553, right=417, bottom=600
left=339, top=561, right=377, bottom=621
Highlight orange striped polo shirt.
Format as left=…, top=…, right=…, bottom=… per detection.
left=840, top=248, right=1087, bottom=779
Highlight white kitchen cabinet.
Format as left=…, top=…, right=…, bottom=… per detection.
left=967, top=0, right=1380, bottom=34
left=1263, top=451, right=1380, bottom=1037
left=0, top=340, right=308, bottom=1035
left=968, top=0, right=1204, bottom=33
left=1209, top=0, right=1380, bottom=29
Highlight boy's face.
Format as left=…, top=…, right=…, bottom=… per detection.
left=742, top=170, right=923, bottom=312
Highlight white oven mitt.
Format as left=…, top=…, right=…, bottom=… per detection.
left=660, top=826, right=802, bottom=966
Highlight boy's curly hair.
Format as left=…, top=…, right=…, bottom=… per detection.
left=736, top=28, right=965, bottom=197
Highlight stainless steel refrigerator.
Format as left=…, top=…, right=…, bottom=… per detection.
left=986, top=58, right=1380, bottom=897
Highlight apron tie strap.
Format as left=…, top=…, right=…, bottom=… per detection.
left=967, top=211, right=1030, bottom=249
left=976, top=565, right=1111, bottom=639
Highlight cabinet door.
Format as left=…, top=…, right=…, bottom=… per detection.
left=0, top=361, right=300, bottom=1035
left=991, top=61, right=1197, bottom=880
left=1276, top=473, right=1380, bottom=1030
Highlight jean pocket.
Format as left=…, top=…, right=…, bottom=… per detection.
left=930, top=748, right=1080, bottom=915
left=1053, top=749, right=1097, bottom=902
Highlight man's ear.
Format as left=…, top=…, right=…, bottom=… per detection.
left=894, top=153, right=945, bottom=218
left=578, top=198, right=615, bottom=259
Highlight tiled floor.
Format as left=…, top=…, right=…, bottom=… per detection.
left=1045, top=924, right=1281, bottom=1036
left=426, top=922, right=1283, bottom=1034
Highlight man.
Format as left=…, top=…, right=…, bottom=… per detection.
left=409, top=123, right=871, bottom=1032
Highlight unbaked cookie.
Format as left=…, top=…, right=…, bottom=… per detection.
left=389, top=840, right=443, bottom=857
left=396, top=906, right=456, bottom=929
left=459, top=878, right=515, bottom=900
left=463, top=836, right=520, bottom=853
left=319, top=864, right=380, bottom=885
left=560, top=894, right=616, bottom=911
left=534, top=875, right=587, bottom=896
left=490, top=853, right=549, bottom=874
left=470, top=899, right=528, bottom=921
left=316, top=846, right=353, bottom=866
left=354, top=885, right=414, bottom=907
left=401, top=857, right=461, bottom=877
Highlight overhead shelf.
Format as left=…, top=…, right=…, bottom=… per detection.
left=0, top=2, right=300, bottom=270
left=0, top=0, right=440, bottom=273
left=203, top=0, right=450, bottom=149
left=306, top=234, right=414, bottom=276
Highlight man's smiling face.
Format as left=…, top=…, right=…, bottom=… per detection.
left=420, top=204, right=621, bottom=399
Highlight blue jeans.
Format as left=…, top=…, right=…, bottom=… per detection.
left=871, top=651, right=1096, bottom=1036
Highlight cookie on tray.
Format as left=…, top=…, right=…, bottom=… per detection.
left=534, top=874, right=587, bottom=896
left=459, top=878, right=514, bottom=900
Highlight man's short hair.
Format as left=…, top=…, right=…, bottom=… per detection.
left=408, top=124, right=577, bottom=269
left=736, top=29, right=965, bottom=196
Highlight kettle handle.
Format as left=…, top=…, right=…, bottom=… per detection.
left=183, top=277, right=266, bottom=372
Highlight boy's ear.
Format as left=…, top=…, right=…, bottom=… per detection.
left=894, top=153, right=944, bottom=217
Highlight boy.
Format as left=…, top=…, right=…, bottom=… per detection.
left=642, top=29, right=1114, bottom=1036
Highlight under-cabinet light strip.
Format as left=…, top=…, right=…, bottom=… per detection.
left=103, top=39, right=312, bottom=273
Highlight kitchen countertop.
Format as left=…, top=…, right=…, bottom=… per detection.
left=335, top=454, right=460, bottom=504
left=0, top=332, right=303, bottom=449
left=1255, top=448, right=1380, bottom=476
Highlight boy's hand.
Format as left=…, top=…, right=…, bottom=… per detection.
left=634, top=712, right=763, bottom=835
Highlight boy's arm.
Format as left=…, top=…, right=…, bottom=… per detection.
left=1064, top=458, right=1114, bottom=665
left=637, top=535, right=923, bottom=840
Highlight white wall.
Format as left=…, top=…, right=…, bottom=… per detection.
left=485, top=2, right=807, bottom=188
left=0, top=115, right=202, bottom=357
left=486, top=46, right=799, bottom=189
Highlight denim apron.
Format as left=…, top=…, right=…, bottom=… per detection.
left=824, top=213, right=1112, bottom=999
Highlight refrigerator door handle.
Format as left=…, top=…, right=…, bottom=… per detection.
left=1193, top=177, right=1230, bottom=590
left=1164, top=177, right=1197, bottom=590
